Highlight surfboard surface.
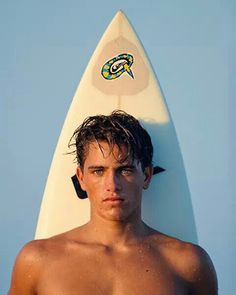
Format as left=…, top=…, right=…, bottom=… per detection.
left=35, top=11, right=197, bottom=243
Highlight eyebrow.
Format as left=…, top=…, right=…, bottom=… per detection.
left=118, top=164, right=136, bottom=169
left=87, top=164, right=136, bottom=170
left=88, top=166, right=105, bottom=170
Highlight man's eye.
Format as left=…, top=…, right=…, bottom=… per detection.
left=92, top=170, right=104, bottom=176
left=121, top=169, right=133, bottom=176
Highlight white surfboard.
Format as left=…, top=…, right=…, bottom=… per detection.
left=35, top=11, right=197, bottom=243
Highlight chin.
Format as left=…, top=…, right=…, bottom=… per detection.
left=104, top=213, right=126, bottom=222
left=103, top=209, right=136, bottom=222
left=109, top=215, right=127, bottom=222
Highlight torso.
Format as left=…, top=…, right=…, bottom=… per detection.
left=35, top=229, right=192, bottom=295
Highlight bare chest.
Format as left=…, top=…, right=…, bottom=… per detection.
left=37, top=249, right=188, bottom=295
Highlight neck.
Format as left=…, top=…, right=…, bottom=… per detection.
left=85, top=213, right=151, bottom=248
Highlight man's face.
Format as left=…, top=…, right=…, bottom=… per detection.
left=76, top=141, right=153, bottom=222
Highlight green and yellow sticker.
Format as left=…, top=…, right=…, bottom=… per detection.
left=101, top=53, right=134, bottom=80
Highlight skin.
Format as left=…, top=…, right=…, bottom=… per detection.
left=8, top=141, right=218, bottom=295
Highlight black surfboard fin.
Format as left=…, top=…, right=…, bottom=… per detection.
left=71, top=175, right=88, bottom=199
left=153, top=166, right=165, bottom=175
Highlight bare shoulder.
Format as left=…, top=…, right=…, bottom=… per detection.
left=151, top=233, right=218, bottom=294
left=8, top=226, right=90, bottom=294
left=8, top=236, right=70, bottom=295
left=8, top=239, right=47, bottom=294
left=12, top=237, right=65, bottom=267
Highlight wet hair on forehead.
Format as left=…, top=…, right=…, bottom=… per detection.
left=68, top=110, right=153, bottom=170
left=86, top=140, right=136, bottom=166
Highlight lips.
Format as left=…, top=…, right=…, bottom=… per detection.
left=103, top=197, right=124, bottom=203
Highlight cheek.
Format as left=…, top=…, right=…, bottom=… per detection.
left=83, top=176, right=104, bottom=196
left=123, top=179, right=143, bottom=195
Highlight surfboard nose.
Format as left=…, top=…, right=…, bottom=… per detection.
left=115, top=10, right=126, bottom=19
left=110, top=9, right=130, bottom=27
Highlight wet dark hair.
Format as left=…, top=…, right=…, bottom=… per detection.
left=68, top=110, right=153, bottom=170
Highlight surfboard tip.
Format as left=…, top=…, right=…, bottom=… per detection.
left=114, top=9, right=128, bottom=21
left=116, top=9, right=125, bottom=16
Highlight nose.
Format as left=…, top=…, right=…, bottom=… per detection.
left=106, top=171, right=122, bottom=193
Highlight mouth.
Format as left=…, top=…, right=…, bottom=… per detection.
left=103, top=197, right=125, bottom=204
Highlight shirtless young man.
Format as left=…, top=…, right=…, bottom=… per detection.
left=8, top=111, right=218, bottom=294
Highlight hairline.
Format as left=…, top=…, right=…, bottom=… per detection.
left=79, top=139, right=145, bottom=171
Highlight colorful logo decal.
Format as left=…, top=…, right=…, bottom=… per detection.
left=101, top=53, right=134, bottom=80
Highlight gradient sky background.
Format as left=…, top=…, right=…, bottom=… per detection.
left=1, top=1, right=235, bottom=294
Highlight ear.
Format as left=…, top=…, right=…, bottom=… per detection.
left=76, top=167, right=86, bottom=191
left=143, top=166, right=153, bottom=190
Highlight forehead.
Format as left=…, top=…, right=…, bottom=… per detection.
left=84, top=140, right=133, bottom=164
